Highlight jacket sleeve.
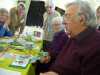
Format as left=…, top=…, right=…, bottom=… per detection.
left=5, top=29, right=13, bottom=37
left=48, top=31, right=68, bottom=60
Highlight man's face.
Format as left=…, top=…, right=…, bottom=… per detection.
left=63, top=5, right=83, bottom=37
left=0, top=13, right=8, bottom=23
left=46, top=5, right=55, bottom=14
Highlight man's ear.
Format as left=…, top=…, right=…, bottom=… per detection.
left=80, top=14, right=86, bottom=23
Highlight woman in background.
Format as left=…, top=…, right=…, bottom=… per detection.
left=0, top=8, right=13, bottom=37
left=36, top=16, right=68, bottom=75
left=9, top=1, right=25, bottom=35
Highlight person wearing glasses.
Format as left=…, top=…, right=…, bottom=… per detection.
left=40, top=1, right=100, bottom=75
left=36, top=16, right=68, bottom=75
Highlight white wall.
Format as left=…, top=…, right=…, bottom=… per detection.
left=41, top=0, right=100, bottom=11
left=0, top=0, right=17, bottom=12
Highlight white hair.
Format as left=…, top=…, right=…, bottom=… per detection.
left=52, top=16, right=64, bottom=30
left=45, top=0, right=56, bottom=9
left=66, top=1, right=97, bottom=28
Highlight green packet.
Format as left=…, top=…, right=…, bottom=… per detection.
left=42, top=52, right=48, bottom=56
left=39, top=51, right=48, bottom=57
left=9, top=55, right=31, bottom=69
left=9, top=59, right=30, bottom=69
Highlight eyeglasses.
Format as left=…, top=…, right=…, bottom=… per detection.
left=63, top=13, right=80, bottom=21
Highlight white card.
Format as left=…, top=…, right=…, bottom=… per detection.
left=0, top=68, right=21, bottom=75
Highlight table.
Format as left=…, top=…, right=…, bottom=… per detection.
left=0, top=58, right=36, bottom=75
left=0, top=37, right=43, bottom=75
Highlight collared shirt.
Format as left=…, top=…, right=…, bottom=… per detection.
left=50, top=27, right=100, bottom=75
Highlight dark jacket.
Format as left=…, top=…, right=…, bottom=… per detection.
left=48, top=30, right=68, bottom=60
left=50, top=28, right=100, bottom=75
left=35, top=30, right=68, bottom=74
left=0, top=23, right=13, bottom=37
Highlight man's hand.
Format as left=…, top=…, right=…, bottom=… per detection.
left=40, top=55, right=51, bottom=64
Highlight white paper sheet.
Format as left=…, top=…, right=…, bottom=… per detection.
left=0, top=68, right=21, bottom=75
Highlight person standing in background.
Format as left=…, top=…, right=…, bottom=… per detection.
left=42, top=0, right=61, bottom=51
left=9, top=0, right=26, bottom=35
left=96, top=6, right=100, bottom=30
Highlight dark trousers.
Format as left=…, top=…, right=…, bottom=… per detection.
left=35, top=40, right=52, bottom=75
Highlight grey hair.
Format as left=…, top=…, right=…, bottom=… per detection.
left=45, top=0, right=55, bottom=9
left=52, top=16, right=64, bottom=30
left=0, top=8, right=8, bottom=16
left=66, top=1, right=97, bottom=28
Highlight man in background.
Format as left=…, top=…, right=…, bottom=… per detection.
left=42, top=0, right=61, bottom=51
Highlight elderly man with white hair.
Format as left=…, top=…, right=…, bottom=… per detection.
left=42, top=0, right=61, bottom=51
left=40, top=1, right=100, bottom=75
